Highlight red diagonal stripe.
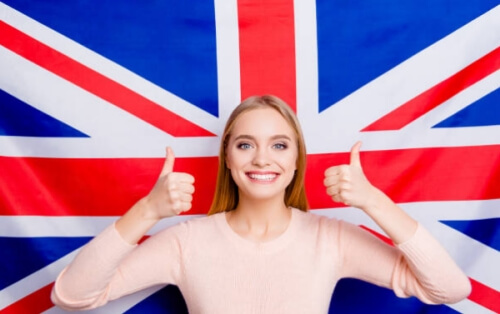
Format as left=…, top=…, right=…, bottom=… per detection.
left=469, top=278, right=500, bottom=313
left=0, top=21, right=214, bottom=137
left=363, top=46, right=500, bottom=131
left=238, top=0, right=297, bottom=110
left=360, top=225, right=394, bottom=246
left=1, top=145, right=499, bottom=216
left=1, top=282, right=54, bottom=313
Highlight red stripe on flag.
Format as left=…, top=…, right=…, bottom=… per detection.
left=469, top=278, right=500, bottom=313
left=237, top=0, right=297, bottom=110
left=1, top=282, right=54, bottom=314
left=0, top=21, right=214, bottom=137
left=363, top=46, right=500, bottom=131
left=306, top=145, right=500, bottom=209
left=0, top=155, right=218, bottom=216
left=360, top=225, right=394, bottom=246
left=1, top=145, right=499, bottom=216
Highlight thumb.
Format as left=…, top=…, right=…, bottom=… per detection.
left=350, top=141, right=362, bottom=167
left=160, top=146, right=175, bottom=176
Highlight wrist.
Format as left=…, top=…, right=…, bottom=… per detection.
left=359, top=187, right=388, bottom=213
left=134, top=197, right=162, bottom=223
left=115, top=198, right=161, bottom=244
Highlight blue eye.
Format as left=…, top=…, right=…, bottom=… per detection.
left=273, top=143, right=287, bottom=150
left=237, top=143, right=252, bottom=150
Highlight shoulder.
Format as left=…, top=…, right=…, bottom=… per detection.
left=155, top=213, right=221, bottom=237
left=154, top=213, right=225, bottom=244
left=292, top=209, right=344, bottom=243
left=183, top=212, right=223, bottom=231
left=293, top=208, right=342, bottom=231
left=292, top=209, right=366, bottom=242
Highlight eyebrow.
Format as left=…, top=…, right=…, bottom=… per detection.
left=233, top=134, right=293, bottom=141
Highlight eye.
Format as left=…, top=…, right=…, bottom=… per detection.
left=273, top=142, right=288, bottom=150
left=237, top=142, right=253, bottom=150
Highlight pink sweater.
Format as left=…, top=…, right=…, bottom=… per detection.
left=52, top=208, right=471, bottom=313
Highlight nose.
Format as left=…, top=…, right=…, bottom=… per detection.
left=252, top=147, right=270, bottom=167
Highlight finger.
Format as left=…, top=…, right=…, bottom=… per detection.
left=326, top=181, right=351, bottom=197
left=179, top=173, right=195, bottom=184
left=180, top=202, right=192, bottom=212
left=170, top=172, right=195, bottom=184
left=350, top=141, right=362, bottom=167
left=180, top=193, right=193, bottom=203
left=324, top=166, right=340, bottom=177
left=326, top=185, right=339, bottom=197
left=178, top=182, right=195, bottom=194
left=161, top=147, right=175, bottom=176
left=172, top=200, right=191, bottom=215
left=323, top=174, right=340, bottom=188
left=332, top=193, right=343, bottom=204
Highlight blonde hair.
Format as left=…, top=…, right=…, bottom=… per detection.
left=208, top=95, right=309, bottom=215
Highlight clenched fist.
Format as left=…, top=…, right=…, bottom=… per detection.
left=323, top=141, right=378, bottom=210
left=143, top=147, right=195, bottom=219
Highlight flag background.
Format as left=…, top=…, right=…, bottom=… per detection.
left=1, top=1, right=499, bottom=313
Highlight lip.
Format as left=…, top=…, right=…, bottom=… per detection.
left=245, top=171, right=280, bottom=183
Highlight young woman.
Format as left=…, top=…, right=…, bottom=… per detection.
left=51, top=95, right=471, bottom=313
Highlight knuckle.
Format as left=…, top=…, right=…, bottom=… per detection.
left=326, top=186, right=334, bottom=196
left=169, top=191, right=181, bottom=203
left=340, top=182, right=351, bottom=191
left=339, top=165, right=350, bottom=174
left=324, top=166, right=336, bottom=176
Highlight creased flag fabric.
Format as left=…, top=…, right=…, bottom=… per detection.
left=0, top=1, right=499, bottom=313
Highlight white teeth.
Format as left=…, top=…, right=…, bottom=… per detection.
left=248, top=173, right=276, bottom=181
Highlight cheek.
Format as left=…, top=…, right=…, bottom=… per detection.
left=225, top=149, right=246, bottom=170
left=279, top=153, right=298, bottom=172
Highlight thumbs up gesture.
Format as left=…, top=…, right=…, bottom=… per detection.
left=323, top=141, right=377, bottom=210
left=143, top=147, right=195, bottom=219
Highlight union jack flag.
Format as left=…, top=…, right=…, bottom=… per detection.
left=1, top=1, right=499, bottom=313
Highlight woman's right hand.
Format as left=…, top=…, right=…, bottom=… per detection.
left=142, top=147, right=195, bottom=220
left=116, top=147, right=195, bottom=244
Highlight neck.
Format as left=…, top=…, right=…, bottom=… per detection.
left=227, top=196, right=291, bottom=242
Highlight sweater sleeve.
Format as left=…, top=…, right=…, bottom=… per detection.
left=51, top=222, right=187, bottom=311
left=336, top=221, right=471, bottom=304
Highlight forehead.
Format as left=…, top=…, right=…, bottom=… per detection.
left=230, top=107, right=296, bottom=139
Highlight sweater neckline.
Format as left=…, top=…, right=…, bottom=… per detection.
left=215, top=207, right=299, bottom=254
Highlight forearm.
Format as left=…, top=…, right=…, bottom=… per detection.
left=360, top=189, right=470, bottom=303
left=52, top=199, right=159, bottom=309
left=51, top=223, right=135, bottom=310
left=394, top=224, right=471, bottom=303
left=115, top=197, right=161, bottom=244
left=361, top=187, right=417, bottom=244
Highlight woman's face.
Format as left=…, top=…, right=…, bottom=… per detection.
left=225, top=107, right=298, bottom=204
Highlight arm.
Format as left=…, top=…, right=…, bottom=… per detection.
left=324, top=142, right=471, bottom=303
left=51, top=147, right=195, bottom=310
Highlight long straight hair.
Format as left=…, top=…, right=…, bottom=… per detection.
left=208, top=95, right=309, bottom=215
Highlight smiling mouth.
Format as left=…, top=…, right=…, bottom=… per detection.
left=246, top=173, right=278, bottom=182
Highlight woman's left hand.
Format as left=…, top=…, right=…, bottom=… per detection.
left=323, top=141, right=378, bottom=210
